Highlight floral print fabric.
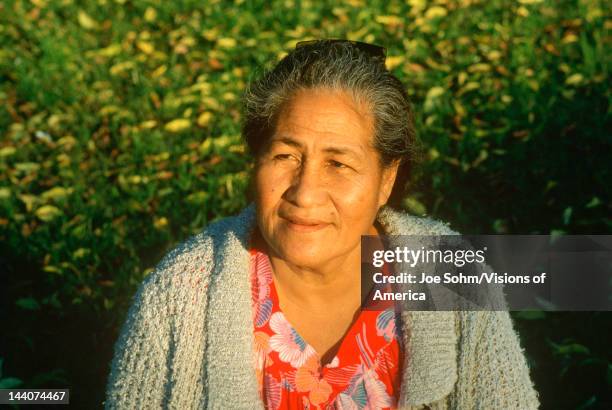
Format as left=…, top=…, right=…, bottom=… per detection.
left=250, top=247, right=404, bottom=410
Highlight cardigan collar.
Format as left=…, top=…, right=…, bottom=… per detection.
left=204, top=203, right=457, bottom=408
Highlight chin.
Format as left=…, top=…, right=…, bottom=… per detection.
left=277, top=243, right=329, bottom=267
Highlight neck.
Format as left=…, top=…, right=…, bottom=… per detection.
left=253, top=223, right=386, bottom=311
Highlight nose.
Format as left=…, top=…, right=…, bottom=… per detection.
left=283, top=158, right=327, bottom=207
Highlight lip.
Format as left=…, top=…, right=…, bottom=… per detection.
left=282, top=215, right=331, bottom=232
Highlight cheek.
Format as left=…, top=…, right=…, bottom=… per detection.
left=255, top=166, right=289, bottom=209
left=331, top=174, right=381, bottom=210
left=327, top=179, right=380, bottom=236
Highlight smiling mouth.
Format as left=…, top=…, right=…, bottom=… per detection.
left=282, top=216, right=331, bottom=232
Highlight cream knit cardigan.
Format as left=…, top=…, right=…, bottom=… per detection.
left=104, top=203, right=539, bottom=409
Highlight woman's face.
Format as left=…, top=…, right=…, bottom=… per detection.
left=254, top=87, right=398, bottom=269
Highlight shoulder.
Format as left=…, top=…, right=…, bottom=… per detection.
left=451, top=310, right=539, bottom=408
left=136, top=204, right=257, bottom=299
left=377, top=205, right=459, bottom=236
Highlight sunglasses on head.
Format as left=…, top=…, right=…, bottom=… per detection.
left=295, top=39, right=387, bottom=62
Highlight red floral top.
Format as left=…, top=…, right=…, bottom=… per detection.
left=250, top=247, right=404, bottom=410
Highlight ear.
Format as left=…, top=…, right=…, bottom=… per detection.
left=378, top=159, right=400, bottom=208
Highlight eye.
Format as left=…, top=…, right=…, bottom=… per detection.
left=272, top=153, right=301, bottom=165
left=328, top=160, right=348, bottom=169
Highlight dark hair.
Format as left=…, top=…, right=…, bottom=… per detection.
left=241, top=39, right=421, bottom=208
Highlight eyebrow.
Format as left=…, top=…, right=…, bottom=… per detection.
left=270, top=136, right=364, bottom=158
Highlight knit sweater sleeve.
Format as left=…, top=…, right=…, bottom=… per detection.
left=451, top=310, right=540, bottom=409
left=104, top=267, right=174, bottom=409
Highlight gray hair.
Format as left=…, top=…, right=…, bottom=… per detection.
left=241, top=40, right=421, bottom=207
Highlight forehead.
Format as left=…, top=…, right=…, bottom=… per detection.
left=273, top=88, right=375, bottom=147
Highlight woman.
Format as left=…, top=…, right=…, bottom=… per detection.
left=104, top=40, right=539, bottom=409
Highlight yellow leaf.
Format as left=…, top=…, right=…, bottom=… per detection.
left=426, top=86, right=445, bottom=100
left=408, top=0, right=427, bottom=12
left=48, top=114, right=62, bottom=129
left=486, top=50, right=502, bottom=61
left=197, top=112, right=213, bottom=127
left=152, top=65, right=167, bottom=78
left=202, top=97, right=221, bottom=111
left=43, top=265, right=62, bottom=274
left=15, top=162, right=40, bottom=174
left=199, top=139, right=213, bottom=154
left=424, top=87, right=445, bottom=112
left=19, top=194, right=39, bottom=212
left=0, top=146, right=16, bottom=157
left=186, top=192, right=208, bottom=205
left=77, top=10, right=98, bottom=30
left=110, top=61, right=135, bottom=76
left=202, top=28, right=220, bottom=42
left=129, top=175, right=144, bottom=184
left=41, top=187, right=72, bottom=201
left=222, top=92, right=236, bottom=101
left=284, top=25, right=306, bottom=38
left=57, top=153, right=71, bottom=167
left=375, top=15, right=403, bottom=26
left=164, top=119, right=191, bottom=133
left=385, top=55, right=404, bottom=70
left=467, top=63, right=491, bottom=73
left=36, top=205, right=62, bottom=222
left=229, top=145, right=245, bottom=154
left=472, top=150, right=488, bottom=167
left=0, top=187, right=11, bottom=200
left=561, top=33, right=578, bottom=44
left=139, top=120, right=157, bottom=130
left=98, top=44, right=122, bottom=57
left=425, top=57, right=451, bottom=72
left=453, top=100, right=466, bottom=118
left=458, top=82, right=480, bottom=95
left=457, top=72, right=468, bottom=85
left=425, top=6, right=447, bottom=19
left=137, top=41, right=154, bottom=55
left=190, top=82, right=212, bottom=93
left=428, top=148, right=440, bottom=160
left=151, top=152, right=170, bottom=162
left=144, top=7, right=157, bottom=22
left=99, top=105, right=120, bottom=116
left=217, top=37, right=237, bottom=48
left=153, top=217, right=168, bottom=229
left=181, top=36, right=196, bottom=48
left=73, top=248, right=90, bottom=259
left=518, top=0, right=543, bottom=4
left=565, top=73, right=584, bottom=86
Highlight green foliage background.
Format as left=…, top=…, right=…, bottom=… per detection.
left=0, top=0, right=610, bottom=408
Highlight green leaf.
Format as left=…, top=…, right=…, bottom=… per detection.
left=0, top=377, right=23, bottom=389
left=402, top=196, right=427, bottom=216
left=575, top=395, right=596, bottom=410
left=562, top=207, right=572, bottom=225
left=515, top=310, right=546, bottom=320
left=586, top=197, right=601, bottom=208
left=15, top=297, right=40, bottom=310
left=549, top=341, right=590, bottom=356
